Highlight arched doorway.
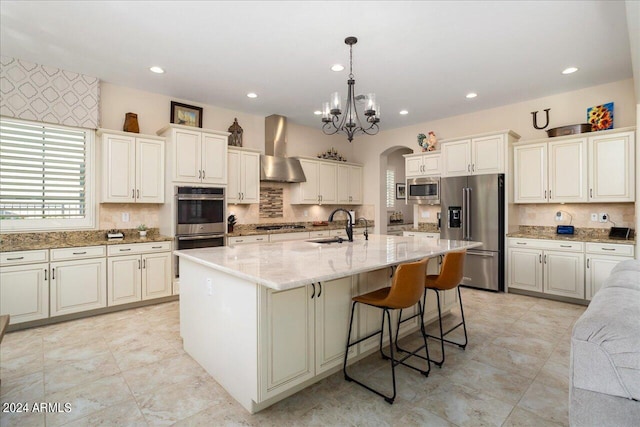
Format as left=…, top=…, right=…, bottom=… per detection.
left=378, top=145, right=414, bottom=235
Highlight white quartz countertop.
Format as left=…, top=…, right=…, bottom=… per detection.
left=175, top=234, right=482, bottom=291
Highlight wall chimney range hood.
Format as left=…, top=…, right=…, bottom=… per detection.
left=261, top=114, right=306, bottom=183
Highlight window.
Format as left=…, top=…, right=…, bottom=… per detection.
left=0, top=117, right=95, bottom=231
left=386, top=169, right=395, bottom=209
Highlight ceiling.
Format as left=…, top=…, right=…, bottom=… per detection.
left=0, top=1, right=633, bottom=131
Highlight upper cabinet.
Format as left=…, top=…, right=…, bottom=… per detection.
left=441, top=131, right=519, bottom=177
left=514, top=128, right=635, bottom=204
left=291, top=158, right=363, bottom=205
left=228, top=147, right=260, bottom=204
left=157, top=124, right=229, bottom=185
left=337, top=164, right=363, bottom=204
left=588, top=131, right=635, bottom=202
left=405, top=152, right=441, bottom=177
left=99, top=130, right=165, bottom=203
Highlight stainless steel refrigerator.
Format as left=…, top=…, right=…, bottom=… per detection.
left=440, top=174, right=504, bottom=291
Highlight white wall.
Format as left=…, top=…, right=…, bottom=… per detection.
left=352, top=79, right=637, bottom=232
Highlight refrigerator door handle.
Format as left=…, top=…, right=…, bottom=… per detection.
left=465, top=187, right=472, bottom=240
left=461, top=188, right=466, bottom=239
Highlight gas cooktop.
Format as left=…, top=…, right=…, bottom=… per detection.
left=255, top=225, right=307, bottom=231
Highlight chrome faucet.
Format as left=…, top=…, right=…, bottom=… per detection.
left=357, top=217, right=369, bottom=240
left=328, top=209, right=353, bottom=242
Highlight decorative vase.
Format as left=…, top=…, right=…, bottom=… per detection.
left=123, top=112, right=140, bottom=133
left=139, top=230, right=147, bottom=238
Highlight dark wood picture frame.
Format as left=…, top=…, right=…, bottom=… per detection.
left=396, top=183, right=406, bottom=199
left=170, top=101, right=203, bottom=128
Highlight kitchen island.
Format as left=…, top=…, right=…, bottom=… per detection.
left=175, top=234, right=481, bottom=413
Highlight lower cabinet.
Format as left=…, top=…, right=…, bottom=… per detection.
left=585, top=243, right=634, bottom=300
left=0, top=262, right=49, bottom=323
left=108, top=243, right=172, bottom=306
left=260, top=276, right=355, bottom=399
left=508, top=239, right=585, bottom=299
left=50, top=258, right=107, bottom=316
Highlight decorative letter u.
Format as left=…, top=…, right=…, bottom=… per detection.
left=531, top=109, right=550, bottom=129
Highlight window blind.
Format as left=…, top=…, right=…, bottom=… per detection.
left=0, top=118, right=88, bottom=220
left=386, top=169, right=395, bottom=209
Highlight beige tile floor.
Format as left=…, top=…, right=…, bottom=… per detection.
left=0, top=288, right=585, bottom=426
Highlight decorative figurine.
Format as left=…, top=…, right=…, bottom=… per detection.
left=228, top=118, right=243, bottom=146
left=427, top=131, right=437, bottom=151
left=123, top=112, right=140, bottom=133
left=417, top=133, right=428, bottom=151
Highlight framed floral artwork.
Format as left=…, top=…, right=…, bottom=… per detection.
left=587, top=102, right=613, bottom=131
left=170, top=101, right=203, bottom=128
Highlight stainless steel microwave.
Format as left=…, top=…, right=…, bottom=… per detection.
left=407, top=177, right=440, bottom=205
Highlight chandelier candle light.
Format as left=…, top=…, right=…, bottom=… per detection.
left=321, top=36, right=380, bottom=142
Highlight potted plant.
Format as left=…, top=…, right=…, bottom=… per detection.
left=137, top=224, right=148, bottom=237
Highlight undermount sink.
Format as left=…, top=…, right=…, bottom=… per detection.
left=306, top=237, right=346, bottom=244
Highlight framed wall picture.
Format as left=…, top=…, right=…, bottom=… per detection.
left=396, top=183, right=406, bottom=199
left=170, top=101, right=203, bottom=128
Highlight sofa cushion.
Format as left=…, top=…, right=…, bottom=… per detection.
left=571, top=262, right=640, bottom=401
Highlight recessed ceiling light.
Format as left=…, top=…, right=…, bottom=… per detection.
left=313, top=110, right=322, bottom=115
left=466, top=92, right=477, bottom=99
left=247, top=92, right=258, bottom=98
left=399, top=110, right=409, bottom=115
left=149, top=66, right=164, bottom=74
left=331, top=64, right=344, bottom=72
left=562, top=67, right=578, bottom=75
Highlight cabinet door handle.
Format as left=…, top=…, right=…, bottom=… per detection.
left=202, top=170, right=206, bottom=179
left=472, top=164, right=475, bottom=172
left=544, top=255, right=547, bottom=264
left=143, top=259, right=146, bottom=269
left=44, top=269, right=48, bottom=280
left=132, top=189, right=135, bottom=199
left=317, top=282, right=322, bottom=298
left=52, top=268, right=55, bottom=280
left=587, top=258, right=590, bottom=268
left=138, top=259, right=141, bottom=269
left=137, top=189, right=140, bottom=198
left=311, top=283, right=316, bottom=299
left=6, top=256, right=24, bottom=260
left=544, top=190, right=547, bottom=199
left=198, top=170, right=202, bottom=179
left=590, top=188, right=593, bottom=198
left=549, top=190, right=552, bottom=199
left=539, top=254, right=542, bottom=263
left=73, top=251, right=87, bottom=255
left=468, top=164, right=471, bottom=172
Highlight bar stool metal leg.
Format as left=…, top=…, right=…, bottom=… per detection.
left=424, top=286, right=468, bottom=367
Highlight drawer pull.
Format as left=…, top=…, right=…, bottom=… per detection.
left=119, top=248, right=132, bottom=252
left=6, top=256, right=24, bottom=260
left=236, top=239, right=243, bottom=243
left=73, top=251, right=87, bottom=255
left=516, top=242, right=527, bottom=245
left=602, top=248, right=616, bottom=251
left=256, top=238, right=265, bottom=241
left=152, top=246, right=163, bottom=249
left=559, top=245, right=572, bottom=248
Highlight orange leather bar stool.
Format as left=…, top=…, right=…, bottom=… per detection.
left=343, top=258, right=431, bottom=404
left=423, top=250, right=468, bottom=367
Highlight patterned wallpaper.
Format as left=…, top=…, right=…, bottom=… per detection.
left=0, top=56, right=99, bottom=128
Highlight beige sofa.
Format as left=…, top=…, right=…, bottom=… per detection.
left=569, top=259, right=640, bottom=426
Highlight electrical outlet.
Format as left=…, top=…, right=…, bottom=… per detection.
left=121, top=212, right=130, bottom=222
left=303, top=210, right=308, bottom=217
left=206, top=278, right=213, bottom=296
left=421, top=211, right=430, bottom=218
left=599, top=213, right=608, bottom=223
left=555, top=211, right=563, bottom=221
left=590, top=213, right=598, bottom=222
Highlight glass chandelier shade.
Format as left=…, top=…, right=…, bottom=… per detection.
left=321, top=37, right=380, bottom=142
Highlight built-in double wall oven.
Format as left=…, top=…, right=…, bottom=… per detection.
left=174, top=186, right=225, bottom=277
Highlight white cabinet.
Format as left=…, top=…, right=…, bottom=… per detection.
left=442, top=133, right=511, bottom=177
left=508, top=239, right=584, bottom=299
left=158, top=124, right=229, bottom=185
left=0, top=254, right=49, bottom=324
left=405, top=152, right=441, bottom=177
left=291, top=158, right=340, bottom=204
left=107, top=242, right=172, bottom=306
left=588, top=131, right=635, bottom=202
left=227, top=235, right=269, bottom=245
left=50, top=257, right=107, bottom=317
left=99, top=130, right=165, bottom=203
left=585, top=243, right=634, bottom=300
left=228, top=147, right=260, bottom=204
left=514, top=128, right=635, bottom=204
left=337, top=164, right=363, bottom=204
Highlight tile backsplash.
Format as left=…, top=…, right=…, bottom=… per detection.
left=515, top=203, right=635, bottom=228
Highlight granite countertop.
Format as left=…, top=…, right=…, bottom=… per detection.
left=175, top=234, right=481, bottom=291
left=507, top=226, right=635, bottom=245
left=0, top=229, right=173, bottom=252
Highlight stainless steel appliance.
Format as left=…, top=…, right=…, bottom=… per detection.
left=407, top=177, right=440, bottom=205
left=440, top=174, right=504, bottom=291
left=174, top=186, right=226, bottom=277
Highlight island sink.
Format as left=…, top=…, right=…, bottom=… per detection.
left=306, top=237, right=346, bottom=244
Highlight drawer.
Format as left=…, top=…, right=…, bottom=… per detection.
left=269, top=232, right=309, bottom=242
left=107, top=241, right=172, bottom=256
left=228, top=235, right=268, bottom=245
left=330, top=229, right=347, bottom=237
left=0, top=249, right=49, bottom=266
left=404, top=231, right=439, bottom=239
left=585, top=243, right=634, bottom=257
left=508, top=238, right=583, bottom=252
left=309, top=230, right=330, bottom=238
left=50, top=245, right=106, bottom=261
